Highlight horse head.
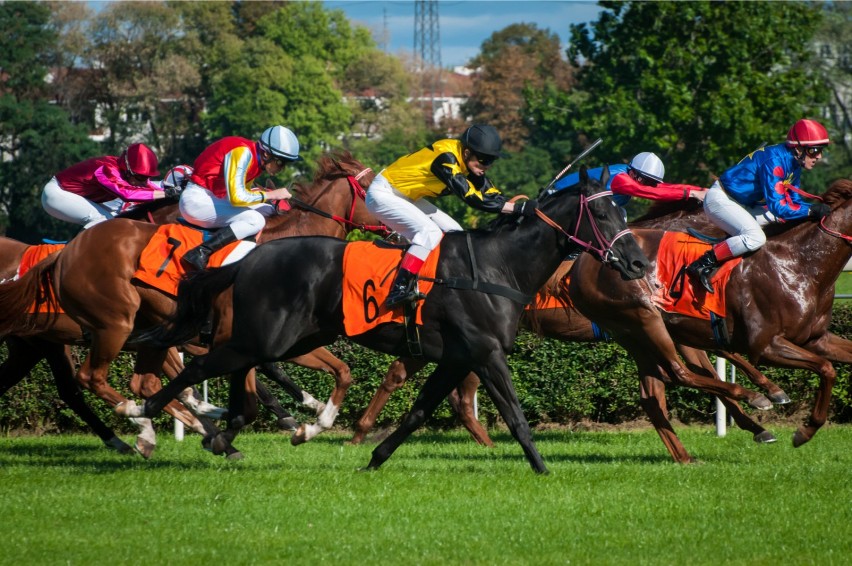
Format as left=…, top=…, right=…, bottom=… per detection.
left=541, top=165, right=648, bottom=280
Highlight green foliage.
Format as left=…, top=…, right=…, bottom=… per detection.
left=528, top=1, right=828, bottom=185
left=5, top=302, right=852, bottom=435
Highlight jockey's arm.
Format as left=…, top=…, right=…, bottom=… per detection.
left=431, top=152, right=507, bottom=213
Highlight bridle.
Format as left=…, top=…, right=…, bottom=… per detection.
left=532, top=189, right=632, bottom=265
left=288, top=166, right=390, bottom=236
left=783, top=184, right=852, bottom=244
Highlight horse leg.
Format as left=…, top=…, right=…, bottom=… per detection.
left=677, top=345, right=776, bottom=443
left=351, top=357, right=427, bottom=445
left=474, top=355, right=548, bottom=474
left=164, top=347, right=227, bottom=418
left=76, top=332, right=157, bottom=459
left=721, top=352, right=790, bottom=405
left=757, top=336, right=836, bottom=447
left=255, top=378, right=298, bottom=432
left=364, top=363, right=469, bottom=472
left=637, top=372, right=696, bottom=464
left=256, top=361, right=322, bottom=414
left=446, top=372, right=493, bottom=447
left=290, top=347, right=352, bottom=445
left=210, top=369, right=257, bottom=460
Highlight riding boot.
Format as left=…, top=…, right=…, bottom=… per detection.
left=685, top=249, right=719, bottom=294
left=386, top=267, right=424, bottom=307
left=182, top=226, right=239, bottom=270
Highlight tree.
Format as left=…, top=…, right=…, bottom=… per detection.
left=527, top=1, right=828, bottom=187
left=0, top=2, right=97, bottom=243
left=465, top=23, right=573, bottom=152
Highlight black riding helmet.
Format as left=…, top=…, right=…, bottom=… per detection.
left=460, top=124, right=504, bottom=158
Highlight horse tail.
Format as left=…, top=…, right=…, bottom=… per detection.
left=0, top=253, right=62, bottom=337
left=145, top=262, right=242, bottom=346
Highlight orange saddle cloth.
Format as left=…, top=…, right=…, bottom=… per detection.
left=132, top=224, right=240, bottom=297
left=654, top=231, right=742, bottom=320
left=19, top=243, right=65, bottom=314
left=342, top=241, right=440, bottom=337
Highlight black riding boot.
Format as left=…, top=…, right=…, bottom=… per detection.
left=182, top=226, right=239, bottom=270
left=685, top=249, right=718, bottom=294
left=385, top=267, right=423, bottom=307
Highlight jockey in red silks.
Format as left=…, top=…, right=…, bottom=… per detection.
left=178, top=125, right=301, bottom=270
left=366, top=124, right=534, bottom=308
left=551, top=152, right=708, bottom=221
left=687, top=118, right=831, bottom=293
left=42, top=143, right=172, bottom=229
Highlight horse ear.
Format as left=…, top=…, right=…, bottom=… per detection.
left=579, top=164, right=589, bottom=186
left=601, top=165, right=610, bottom=188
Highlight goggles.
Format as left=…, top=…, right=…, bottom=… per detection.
left=804, top=146, right=825, bottom=158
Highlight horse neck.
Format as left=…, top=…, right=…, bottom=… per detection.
left=788, top=202, right=852, bottom=285
left=0, top=238, right=28, bottom=280
left=260, top=175, right=355, bottom=242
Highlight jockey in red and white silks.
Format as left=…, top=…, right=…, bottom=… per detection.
left=687, top=118, right=831, bottom=293
left=178, top=125, right=300, bottom=269
left=42, top=143, right=166, bottom=228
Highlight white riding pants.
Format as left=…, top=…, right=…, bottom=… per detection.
left=703, top=181, right=768, bottom=257
left=366, top=173, right=462, bottom=261
left=41, top=177, right=123, bottom=229
left=179, top=182, right=277, bottom=240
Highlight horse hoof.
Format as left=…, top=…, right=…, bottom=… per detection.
left=277, top=417, right=299, bottom=432
left=225, top=450, right=244, bottom=461
left=210, top=434, right=231, bottom=456
left=291, top=427, right=307, bottom=446
left=749, top=394, right=773, bottom=411
left=792, top=429, right=811, bottom=448
left=347, top=434, right=365, bottom=446
left=201, top=434, right=214, bottom=452
left=135, top=438, right=156, bottom=460
left=753, top=431, right=777, bottom=444
left=768, top=391, right=792, bottom=405
left=104, top=436, right=135, bottom=455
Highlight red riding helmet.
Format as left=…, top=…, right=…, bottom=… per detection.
left=122, top=143, right=160, bottom=177
left=786, top=119, right=830, bottom=147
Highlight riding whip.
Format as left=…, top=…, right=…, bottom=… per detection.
left=542, top=137, right=603, bottom=193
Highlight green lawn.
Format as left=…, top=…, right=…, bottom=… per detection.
left=836, top=271, right=852, bottom=299
left=2, top=426, right=851, bottom=565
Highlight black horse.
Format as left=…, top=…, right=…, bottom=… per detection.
left=119, top=167, right=649, bottom=473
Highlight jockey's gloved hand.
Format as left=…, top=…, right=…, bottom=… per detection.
left=809, top=202, right=830, bottom=219
left=164, top=185, right=182, bottom=199
left=513, top=199, right=539, bottom=217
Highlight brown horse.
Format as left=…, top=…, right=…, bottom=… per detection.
left=569, top=178, right=852, bottom=456
left=0, top=152, right=381, bottom=457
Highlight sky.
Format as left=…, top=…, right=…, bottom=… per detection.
left=322, top=0, right=604, bottom=68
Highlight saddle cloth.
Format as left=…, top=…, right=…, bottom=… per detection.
left=342, top=241, right=440, bottom=337
left=654, top=231, right=742, bottom=320
left=20, top=243, right=66, bottom=314
left=132, top=224, right=242, bottom=297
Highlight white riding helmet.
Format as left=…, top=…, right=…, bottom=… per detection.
left=161, top=164, right=193, bottom=189
left=630, top=152, right=665, bottom=182
left=259, top=125, right=302, bottom=162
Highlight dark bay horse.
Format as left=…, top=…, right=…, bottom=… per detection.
left=121, top=168, right=654, bottom=473
left=348, top=261, right=780, bottom=457
left=570, top=178, right=852, bottom=453
left=0, top=152, right=382, bottom=456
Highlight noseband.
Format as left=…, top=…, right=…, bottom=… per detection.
left=533, top=190, right=631, bottom=265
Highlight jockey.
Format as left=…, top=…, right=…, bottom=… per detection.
left=42, top=143, right=171, bottom=228
left=366, top=123, right=534, bottom=307
left=552, top=151, right=707, bottom=220
left=686, top=118, right=831, bottom=293
left=179, top=126, right=300, bottom=270
left=159, top=164, right=193, bottom=192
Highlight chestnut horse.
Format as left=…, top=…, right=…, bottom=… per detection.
left=0, top=152, right=381, bottom=457
left=123, top=168, right=654, bottom=473
left=569, top=178, right=852, bottom=455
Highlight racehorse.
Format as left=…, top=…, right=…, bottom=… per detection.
left=0, top=152, right=383, bottom=457
left=120, top=167, right=656, bottom=473
left=348, top=268, right=781, bottom=456
left=612, top=179, right=852, bottom=447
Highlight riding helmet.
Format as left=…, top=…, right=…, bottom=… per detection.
left=786, top=119, right=830, bottom=147
left=460, top=124, right=504, bottom=158
left=629, top=152, right=665, bottom=182
left=259, top=125, right=302, bottom=161
left=122, top=143, right=160, bottom=177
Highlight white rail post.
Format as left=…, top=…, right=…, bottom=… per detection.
left=174, top=352, right=185, bottom=441
left=715, top=356, right=727, bottom=437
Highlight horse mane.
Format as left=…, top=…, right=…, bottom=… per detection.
left=312, top=151, right=367, bottom=184
left=633, top=198, right=703, bottom=223
left=822, top=178, right=852, bottom=208
left=115, top=197, right=179, bottom=220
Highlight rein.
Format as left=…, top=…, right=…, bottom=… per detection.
left=288, top=168, right=390, bottom=236
left=534, top=190, right=632, bottom=264
left=819, top=216, right=852, bottom=244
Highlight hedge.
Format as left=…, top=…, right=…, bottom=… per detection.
left=2, top=304, right=851, bottom=436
